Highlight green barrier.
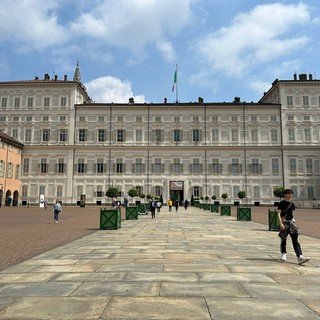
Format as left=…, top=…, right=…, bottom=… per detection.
left=100, top=209, right=121, bottom=230
left=210, top=204, right=219, bottom=213
left=220, top=205, right=231, bottom=216
left=137, top=203, right=148, bottom=214
left=126, top=206, right=138, bottom=220
left=268, top=209, right=279, bottom=231
left=203, top=203, right=211, bottom=211
left=237, top=207, right=251, bottom=221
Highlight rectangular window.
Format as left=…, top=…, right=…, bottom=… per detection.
left=307, top=186, right=314, bottom=199
left=40, top=158, right=48, bottom=173
left=26, top=116, right=33, bottom=121
left=57, top=158, right=65, bottom=174
left=192, top=159, right=201, bottom=174
left=60, top=97, right=67, bottom=107
left=13, top=116, right=19, bottom=121
left=251, top=116, right=257, bottom=122
left=78, top=129, right=87, bottom=142
left=25, top=129, right=32, bottom=142
left=14, top=98, right=20, bottom=108
left=270, top=115, right=277, bottom=121
left=154, top=158, right=163, bottom=174
left=135, top=129, right=142, bottom=142
left=42, top=116, right=49, bottom=121
left=96, top=158, right=105, bottom=173
left=15, top=164, right=20, bottom=179
left=1, top=97, right=7, bottom=108
left=135, top=186, right=143, bottom=196
left=192, top=129, right=201, bottom=142
left=22, top=158, right=29, bottom=173
left=233, top=185, right=240, bottom=198
left=302, top=96, right=309, bottom=106
left=27, top=97, right=33, bottom=108
left=77, top=158, right=86, bottom=173
left=96, top=185, right=103, bottom=197
left=288, top=128, right=295, bottom=142
left=231, top=116, right=238, bottom=122
left=211, top=158, right=220, bottom=174
left=212, top=129, right=219, bottom=142
left=231, top=129, right=239, bottom=142
left=98, top=129, right=106, bottom=142
left=287, top=115, right=294, bottom=121
left=0, top=160, right=4, bottom=177
left=44, top=97, right=50, bottom=107
left=98, top=116, right=104, bottom=122
left=287, top=96, right=293, bottom=106
left=173, top=129, right=182, bottom=142
left=22, top=185, right=28, bottom=197
left=250, top=129, right=258, bottom=142
left=289, top=158, right=296, bottom=174
left=39, top=185, right=45, bottom=195
left=212, top=116, right=218, bottom=122
left=117, top=129, right=125, bottom=142
left=193, top=186, right=200, bottom=198
left=303, top=115, right=310, bottom=121
left=155, top=186, right=161, bottom=197
left=172, top=158, right=181, bottom=174
left=272, top=158, right=279, bottom=175
left=117, top=116, right=123, bottom=122
left=230, top=159, right=240, bottom=174
left=306, top=158, right=312, bottom=174
left=253, top=186, right=260, bottom=198
left=136, top=116, right=142, bottom=122
left=59, top=129, right=67, bottom=142
left=57, top=185, right=63, bottom=197
left=270, top=129, right=278, bottom=142
left=116, top=159, right=124, bottom=173
left=79, top=116, right=85, bottom=122
left=193, top=116, right=199, bottom=122
left=304, top=128, right=311, bottom=142
left=134, top=158, right=143, bottom=174
left=12, top=129, right=18, bottom=139
left=42, top=129, right=50, bottom=142
left=154, top=129, right=162, bottom=142
left=249, top=158, right=261, bottom=174
left=174, top=116, right=180, bottom=122
left=155, top=116, right=161, bottom=122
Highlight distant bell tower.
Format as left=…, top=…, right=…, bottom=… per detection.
left=73, top=61, right=81, bottom=82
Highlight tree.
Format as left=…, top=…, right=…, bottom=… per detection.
left=127, top=188, right=138, bottom=204
left=205, top=196, right=209, bottom=203
left=221, top=193, right=228, bottom=202
left=105, top=186, right=119, bottom=202
left=273, top=187, right=285, bottom=201
left=212, top=195, right=217, bottom=200
left=238, top=191, right=246, bottom=207
left=140, top=193, right=146, bottom=203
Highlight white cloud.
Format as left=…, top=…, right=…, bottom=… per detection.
left=85, top=76, right=145, bottom=103
left=0, top=0, right=69, bottom=51
left=156, top=39, right=176, bottom=62
left=193, top=3, right=311, bottom=77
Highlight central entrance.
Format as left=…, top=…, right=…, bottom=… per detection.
left=169, top=181, right=184, bottom=203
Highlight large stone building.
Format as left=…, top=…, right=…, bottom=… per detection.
left=0, top=65, right=319, bottom=207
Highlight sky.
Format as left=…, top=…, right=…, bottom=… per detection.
left=0, top=0, right=319, bottom=104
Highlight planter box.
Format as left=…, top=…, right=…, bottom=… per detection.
left=237, top=207, right=251, bottom=221
left=210, top=204, right=219, bottom=213
left=220, top=205, right=231, bottom=216
left=126, top=206, right=138, bottom=220
left=137, top=203, right=148, bottom=214
left=203, top=203, right=211, bottom=211
left=268, top=209, right=279, bottom=231
left=100, top=209, right=121, bottom=230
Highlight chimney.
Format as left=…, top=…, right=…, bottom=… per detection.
left=164, top=97, right=167, bottom=104
left=198, top=97, right=204, bottom=104
left=64, top=75, right=67, bottom=81
left=44, top=73, right=50, bottom=80
left=234, top=97, right=240, bottom=103
left=293, top=73, right=297, bottom=80
left=309, top=73, right=313, bottom=80
left=129, top=97, right=134, bottom=104
left=54, top=75, right=58, bottom=81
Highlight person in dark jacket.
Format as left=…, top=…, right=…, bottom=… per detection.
left=150, top=198, right=157, bottom=218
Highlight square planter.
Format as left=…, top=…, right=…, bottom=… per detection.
left=137, top=203, right=148, bottom=214
left=100, top=209, right=121, bottom=230
left=237, top=207, right=251, bottom=221
left=203, top=203, right=211, bottom=211
left=268, top=209, right=279, bottom=231
left=210, top=204, right=219, bottom=213
left=220, top=205, right=231, bottom=216
left=126, top=206, right=138, bottom=220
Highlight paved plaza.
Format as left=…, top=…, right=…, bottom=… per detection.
left=0, top=206, right=320, bottom=319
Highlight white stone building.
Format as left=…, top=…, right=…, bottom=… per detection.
left=0, top=65, right=319, bottom=207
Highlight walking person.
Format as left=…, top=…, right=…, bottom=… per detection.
left=168, top=199, right=173, bottom=212
left=184, top=199, right=189, bottom=210
left=174, top=199, right=179, bottom=212
left=277, top=189, right=310, bottom=265
left=53, top=200, right=62, bottom=223
left=150, top=198, right=157, bottom=218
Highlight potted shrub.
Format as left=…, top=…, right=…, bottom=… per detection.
left=237, top=191, right=251, bottom=221
left=211, top=195, right=219, bottom=213
left=220, top=193, right=231, bottom=216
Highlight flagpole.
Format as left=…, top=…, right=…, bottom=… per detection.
left=175, top=64, right=178, bottom=103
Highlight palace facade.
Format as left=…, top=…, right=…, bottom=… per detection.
left=0, top=66, right=319, bottom=207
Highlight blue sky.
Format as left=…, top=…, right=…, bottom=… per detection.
left=1, top=0, right=319, bottom=103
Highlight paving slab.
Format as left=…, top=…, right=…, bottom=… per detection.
left=0, top=207, right=320, bottom=319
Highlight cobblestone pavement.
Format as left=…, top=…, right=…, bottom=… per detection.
left=0, top=206, right=319, bottom=319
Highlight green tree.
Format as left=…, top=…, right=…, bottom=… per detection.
left=238, top=191, right=246, bottom=207
left=127, top=188, right=138, bottom=204
left=273, top=187, right=285, bottom=201
left=221, top=193, right=228, bottom=202
left=205, top=196, right=209, bottom=203
left=105, top=186, right=119, bottom=201
left=212, top=195, right=217, bottom=200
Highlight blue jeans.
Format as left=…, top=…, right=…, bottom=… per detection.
left=54, top=210, right=60, bottom=221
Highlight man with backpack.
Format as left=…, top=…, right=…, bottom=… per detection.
left=53, top=200, right=62, bottom=223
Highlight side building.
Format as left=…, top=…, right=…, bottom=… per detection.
left=0, top=68, right=319, bottom=207
left=0, top=131, right=24, bottom=206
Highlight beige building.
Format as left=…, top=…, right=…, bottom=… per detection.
left=0, top=65, right=319, bottom=207
left=0, top=131, right=24, bottom=206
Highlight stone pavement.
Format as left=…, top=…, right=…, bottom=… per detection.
left=0, top=207, right=319, bottom=319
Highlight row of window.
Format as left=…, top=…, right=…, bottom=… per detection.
left=286, top=95, right=320, bottom=107
left=22, top=157, right=315, bottom=175
left=21, top=183, right=316, bottom=201
left=0, top=160, right=20, bottom=179
left=1, top=97, right=68, bottom=108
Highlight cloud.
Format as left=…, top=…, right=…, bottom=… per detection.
left=193, top=3, right=311, bottom=77
left=85, top=76, right=145, bottom=103
left=156, top=39, right=176, bottom=62
left=0, top=0, right=69, bottom=51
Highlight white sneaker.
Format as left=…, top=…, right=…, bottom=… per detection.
left=281, top=253, right=287, bottom=261
left=298, top=256, right=310, bottom=265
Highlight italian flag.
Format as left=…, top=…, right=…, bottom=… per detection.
left=172, top=69, right=177, bottom=92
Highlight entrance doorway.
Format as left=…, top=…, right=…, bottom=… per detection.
left=169, top=181, right=184, bottom=204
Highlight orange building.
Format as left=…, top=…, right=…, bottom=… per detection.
left=0, top=131, right=24, bottom=206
